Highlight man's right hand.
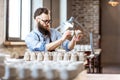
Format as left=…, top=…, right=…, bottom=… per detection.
left=61, top=30, right=71, bottom=41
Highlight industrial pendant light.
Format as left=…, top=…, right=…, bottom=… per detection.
left=108, top=0, right=119, bottom=7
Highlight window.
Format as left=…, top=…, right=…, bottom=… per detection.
left=6, top=0, right=32, bottom=41
left=6, top=0, right=67, bottom=42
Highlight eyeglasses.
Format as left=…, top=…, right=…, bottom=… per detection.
left=39, top=18, right=51, bottom=24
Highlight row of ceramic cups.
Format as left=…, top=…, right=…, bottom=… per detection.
left=24, top=51, right=86, bottom=62
left=74, top=45, right=92, bottom=51
left=3, top=60, right=84, bottom=80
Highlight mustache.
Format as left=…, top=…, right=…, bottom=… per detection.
left=37, top=22, right=51, bottom=37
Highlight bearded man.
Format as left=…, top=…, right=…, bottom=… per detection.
left=25, top=8, right=82, bottom=51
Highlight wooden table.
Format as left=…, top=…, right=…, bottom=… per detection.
left=74, top=70, right=120, bottom=80
left=0, top=64, right=5, bottom=78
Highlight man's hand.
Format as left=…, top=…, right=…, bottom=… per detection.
left=72, top=33, right=83, bottom=41
left=61, top=30, right=71, bottom=41
left=72, top=30, right=83, bottom=42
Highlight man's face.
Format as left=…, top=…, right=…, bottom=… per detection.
left=36, top=13, right=51, bottom=36
left=37, top=13, right=51, bottom=31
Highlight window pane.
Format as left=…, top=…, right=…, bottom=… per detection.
left=60, top=0, right=67, bottom=32
left=8, top=0, right=21, bottom=38
left=21, top=0, right=31, bottom=40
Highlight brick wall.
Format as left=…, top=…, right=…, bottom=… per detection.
left=71, top=0, right=100, bottom=48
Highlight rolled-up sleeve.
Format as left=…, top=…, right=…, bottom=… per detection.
left=55, top=30, right=70, bottom=51
left=62, top=40, right=70, bottom=51
left=25, top=32, right=46, bottom=51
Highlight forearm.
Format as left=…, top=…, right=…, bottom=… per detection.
left=46, top=38, right=64, bottom=51
left=68, top=38, right=76, bottom=50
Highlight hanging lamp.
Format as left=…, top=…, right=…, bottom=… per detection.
left=108, top=0, right=119, bottom=7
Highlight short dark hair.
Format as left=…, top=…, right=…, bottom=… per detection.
left=34, top=8, right=49, bottom=19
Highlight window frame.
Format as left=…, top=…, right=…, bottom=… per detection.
left=6, top=0, right=32, bottom=42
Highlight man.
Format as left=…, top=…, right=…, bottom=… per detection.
left=25, top=7, right=82, bottom=52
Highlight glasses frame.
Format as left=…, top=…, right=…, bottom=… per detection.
left=39, top=18, right=51, bottom=24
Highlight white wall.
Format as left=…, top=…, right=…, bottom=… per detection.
left=0, top=0, right=5, bottom=45
left=32, top=0, right=43, bottom=29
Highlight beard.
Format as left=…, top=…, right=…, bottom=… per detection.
left=37, top=22, right=51, bottom=37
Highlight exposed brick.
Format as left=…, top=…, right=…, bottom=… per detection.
left=72, top=0, right=100, bottom=48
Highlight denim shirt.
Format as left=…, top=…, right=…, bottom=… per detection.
left=25, top=28, right=70, bottom=51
